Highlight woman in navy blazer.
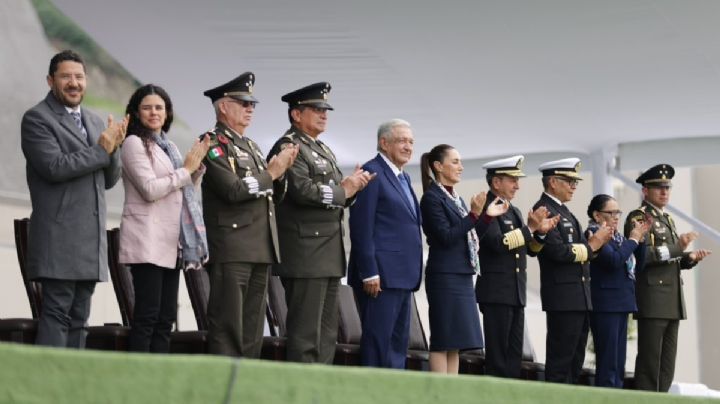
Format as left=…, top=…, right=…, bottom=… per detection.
left=585, top=194, right=650, bottom=387
left=420, top=144, right=508, bottom=374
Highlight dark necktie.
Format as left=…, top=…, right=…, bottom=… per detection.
left=397, top=173, right=416, bottom=214
left=70, top=111, right=88, bottom=142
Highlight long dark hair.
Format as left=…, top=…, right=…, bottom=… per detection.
left=587, top=194, right=614, bottom=220
left=125, top=84, right=174, bottom=153
left=420, top=144, right=454, bottom=192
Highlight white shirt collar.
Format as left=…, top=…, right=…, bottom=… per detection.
left=379, top=152, right=402, bottom=177
left=65, top=106, right=81, bottom=115
left=543, top=191, right=563, bottom=206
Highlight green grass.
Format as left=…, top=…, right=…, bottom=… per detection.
left=82, top=93, right=126, bottom=118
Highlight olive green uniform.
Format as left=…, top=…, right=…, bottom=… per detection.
left=202, top=122, right=280, bottom=358
left=267, top=126, right=350, bottom=363
left=624, top=202, right=696, bottom=391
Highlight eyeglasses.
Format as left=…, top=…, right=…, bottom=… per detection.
left=554, top=176, right=579, bottom=187
left=598, top=210, right=623, bottom=218
left=227, top=99, right=256, bottom=108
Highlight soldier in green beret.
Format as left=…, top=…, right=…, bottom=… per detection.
left=200, top=72, right=298, bottom=358
left=625, top=164, right=711, bottom=392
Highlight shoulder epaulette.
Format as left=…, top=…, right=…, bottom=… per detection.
left=626, top=209, right=645, bottom=223
left=199, top=129, right=216, bottom=140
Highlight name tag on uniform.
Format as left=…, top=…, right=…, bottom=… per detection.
left=503, top=220, right=513, bottom=225
left=234, top=146, right=251, bottom=161
left=315, top=158, right=328, bottom=169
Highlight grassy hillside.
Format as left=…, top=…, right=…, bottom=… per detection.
left=30, top=0, right=139, bottom=116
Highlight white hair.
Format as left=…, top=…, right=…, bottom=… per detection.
left=376, top=118, right=411, bottom=152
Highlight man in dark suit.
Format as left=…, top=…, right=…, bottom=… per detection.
left=200, top=73, right=297, bottom=357
left=625, top=164, right=710, bottom=392
left=267, top=82, right=373, bottom=363
left=347, top=119, right=423, bottom=368
left=532, top=158, right=611, bottom=383
left=476, top=155, right=558, bottom=378
left=21, top=50, right=126, bottom=348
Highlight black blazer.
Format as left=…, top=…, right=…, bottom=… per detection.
left=420, top=183, right=491, bottom=275
left=532, top=193, right=592, bottom=312
left=476, top=192, right=533, bottom=307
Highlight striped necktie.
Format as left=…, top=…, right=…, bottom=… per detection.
left=70, top=111, right=89, bottom=142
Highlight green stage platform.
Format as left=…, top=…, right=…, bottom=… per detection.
left=0, top=342, right=716, bottom=404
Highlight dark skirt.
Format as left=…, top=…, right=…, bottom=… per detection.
left=425, top=272, right=484, bottom=351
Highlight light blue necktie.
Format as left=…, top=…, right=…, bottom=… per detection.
left=397, top=173, right=416, bottom=214
left=70, top=111, right=88, bottom=142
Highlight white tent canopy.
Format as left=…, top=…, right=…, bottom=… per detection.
left=50, top=0, right=720, bottom=167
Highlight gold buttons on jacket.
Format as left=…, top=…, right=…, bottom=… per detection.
left=516, top=268, right=520, bottom=273
left=232, top=224, right=238, bottom=228
left=659, top=280, right=663, bottom=284
left=515, top=254, right=520, bottom=259
left=581, top=276, right=585, bottom=282
left=269, top=212, right=273, bottom=216
left=315, top=231, right=319, bottom=236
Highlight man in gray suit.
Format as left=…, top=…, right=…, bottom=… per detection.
left=21, top=50, right=126, bottom=348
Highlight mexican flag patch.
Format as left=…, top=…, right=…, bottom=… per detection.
left=208, top=146, right=224, bottom=160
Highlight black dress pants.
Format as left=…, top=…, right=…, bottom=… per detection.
left=128, top=263, right=180, bottom=353
left=545, top=311, right=590, bottom=383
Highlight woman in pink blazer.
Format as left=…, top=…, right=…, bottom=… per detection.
left=120, top=84, right=209, bottom=352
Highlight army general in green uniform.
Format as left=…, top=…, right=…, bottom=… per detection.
left=625, top=164, right=711, bottom=392
left=267, top=82, right=373, bottom=363
left=201, top=73, right=297, bottom=358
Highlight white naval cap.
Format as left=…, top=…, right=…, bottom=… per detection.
left=482, top=155, right=526, bottom=177
left=538, top=157, right=583, bottom=180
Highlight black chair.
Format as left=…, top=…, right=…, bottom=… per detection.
left=106, top=228, right=207, bottom=354
left=334, top=285, right=362, bottom=366
left=0, top=219, right=39, bottom=344
left=3, top=218, right=130, bottom=350
left=183, top=266, right=285, bottom=359
left=459, top=349, right=486, bottom=375
left=266, top=276, right=366, bottom=363
left=406, top=294, right=430, bottom=370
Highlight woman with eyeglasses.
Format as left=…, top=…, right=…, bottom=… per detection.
left=419, top=144, right=509, bottom=374
left=585, top=194, right=650, bottom=387
left=119, top=84, right=210, bottom=352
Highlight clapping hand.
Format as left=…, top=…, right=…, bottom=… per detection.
left=587, top=221, right=613, bottom=252
left=268, top=143, right=299, bottom=180
left=485, top=196, right=509, bottom=217
left=183, top=134, right=211, bottom=173
left=341, top=164, right=376, bottom=198
left=98, top=114, right=129, bottom=154
left=527, top=206, right=560, bottom=234
left=679, top=231, right=699, bottom=250
left=629, top=214, right=652, bottom=242
left=469, top=192, right=487, bottom=215
left=689, top=249, right=712, bottom=263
